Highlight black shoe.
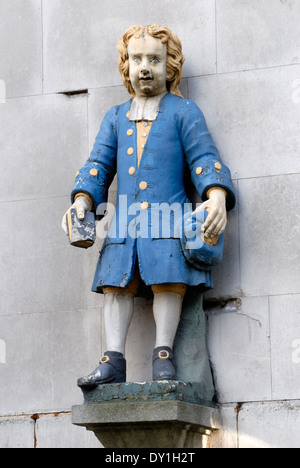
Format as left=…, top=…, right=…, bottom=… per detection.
left=152, top=347, right=176, bottom=381
left=77, top=351, right=126, bottom=389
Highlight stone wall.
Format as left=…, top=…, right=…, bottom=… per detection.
left=0, top=0, right=299, bottom=448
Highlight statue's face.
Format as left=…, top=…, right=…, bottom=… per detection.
left=128, top=34, right=168, bottom=97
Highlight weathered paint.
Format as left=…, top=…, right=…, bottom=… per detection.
left=81, top=380, right=216, bottom=408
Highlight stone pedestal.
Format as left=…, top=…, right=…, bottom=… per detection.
left=72, top=290, right=218, bottom=448
left=72, top=381, right=220, bottom=448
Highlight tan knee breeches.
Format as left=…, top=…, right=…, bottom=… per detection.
left=102, top=264, right=187, bottom=298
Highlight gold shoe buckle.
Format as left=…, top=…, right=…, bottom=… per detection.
left=100, top=355, right=110, bottom=364
left=158, top=350, right=170, bottom=360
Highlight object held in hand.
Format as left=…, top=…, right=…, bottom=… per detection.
left=180, top=210, right=224, bottom=270
left=66, top=208, right=96, bottom=249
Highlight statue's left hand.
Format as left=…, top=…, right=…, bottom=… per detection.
left=195, top=188, right=227, bottom=239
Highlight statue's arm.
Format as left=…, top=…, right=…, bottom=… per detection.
left=71, top=106, right=119, bottom=209
left=62, top=106, right=118, bottom=233
left=178, top=100, right=236, bottom=238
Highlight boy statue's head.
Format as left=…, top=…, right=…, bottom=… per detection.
left=117, top=25, right=185, bottom=98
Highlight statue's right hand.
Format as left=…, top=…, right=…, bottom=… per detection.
left=61, top=196, right=92, bottom=235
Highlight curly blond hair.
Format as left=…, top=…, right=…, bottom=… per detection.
left=117, top=25, right=185, bottom=98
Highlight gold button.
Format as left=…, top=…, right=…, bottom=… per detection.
left=215, top=162, right=222, bottom=170
left=75, top=171, right=80, bottom=178
left=139, top=181, right=148, bottom=190
left=127, top=147, right=134, bottom=155
left=90, top=168, right=98, bottom=176
left=127, top=129, right=134, bottom=136
left=141, top=202, right=149, bottom=210
left=196, top=167, right=203, bottom=175
left=126, top=111, right=130, bottom=118
left=129, top=167, right=135, bottom=175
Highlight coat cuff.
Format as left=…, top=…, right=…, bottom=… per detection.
left=74, top=192, right=93, bottom=209
left=191, top=160, right=236, bottom=211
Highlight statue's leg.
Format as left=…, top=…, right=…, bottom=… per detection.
left=153, top=292, right=184, bottom=349
left=77, top=285, right=137, bottom=388
left=103, top=293, right=134, bottom=355
left=152, top=285, right=186, bottom=380
left=101, top=268, right=140, bottom=354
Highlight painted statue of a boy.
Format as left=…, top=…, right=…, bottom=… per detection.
left=62, top=25, right=235, bottom=387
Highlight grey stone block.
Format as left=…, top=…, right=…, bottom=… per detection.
left=0, top=416, right=35, bottom=449
left=207, top=297, right=272, bottom=403
left=189, top=64, right=300, bottom=180
left=209, top=404, right=238, bottom=449
left=238, top=401, right=300, bottom=448
left=0, top=308, right=102, bottom=415
left=43, top=0, right=216, bottom=94
left=239, top=174, right=300, bottom=297
left=0, top=0, right=42, bottom=97
left=0, top=94, right=88, bottom=203
left=36, top=413, right=102, bottom=448
left=0, top=197, right=101, bottom=316
left=216, top=0, right=300, bottom=73
left=270, top=294, right=300, bottom=400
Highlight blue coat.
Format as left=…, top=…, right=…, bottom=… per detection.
left=71, top=93, right=236, bottom=295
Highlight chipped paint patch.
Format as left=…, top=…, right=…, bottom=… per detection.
left=120, top=274, right=129, bottom=287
